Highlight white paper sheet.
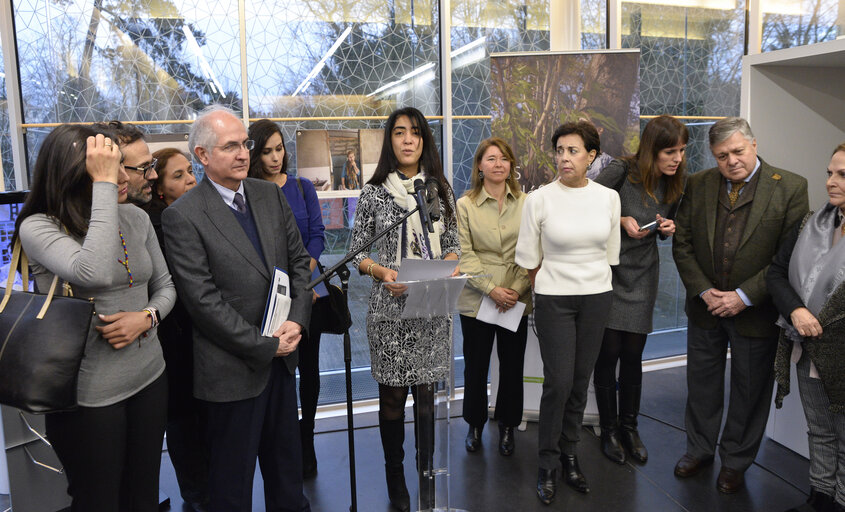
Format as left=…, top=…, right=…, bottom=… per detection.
left=396, top=258, right=458, bottom=282
left=476, top=295, right=526, bottom=332
left=261, top=267, right=291, bottom=337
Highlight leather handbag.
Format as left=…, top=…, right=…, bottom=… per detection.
left=0, top=239, right=94, bottom=413
left=313, top=261, right=352, bottom=335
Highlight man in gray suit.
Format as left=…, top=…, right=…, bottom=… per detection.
left=162, top=106, right=312, bottom=512
left=672, top=117, right=808, bottom=494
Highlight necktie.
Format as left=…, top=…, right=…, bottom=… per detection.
left=728, top=181, right=745, bottom=208
left=233, top=192, right=246, bottom=214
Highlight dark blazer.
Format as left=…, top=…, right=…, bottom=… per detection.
left=672, top=158, right=808, bottom=338
left=161, top=177, right=312, bottom=403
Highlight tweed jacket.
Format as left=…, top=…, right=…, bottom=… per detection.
left=161, top=177, right=313, bottom=403
left=672, top=158, right=808, bottom=338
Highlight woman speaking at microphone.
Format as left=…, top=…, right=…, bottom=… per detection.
left=348, top=107, right=459, bottom=512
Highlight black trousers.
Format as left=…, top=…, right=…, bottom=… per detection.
left=534, top=292, right=611, bottom=469
left=684, top=318, right=777, bottom=471
left=45, top=373, right=168, bottom=512
left=460, top=314, right=528, bottom=428
left=160, top=317, right=209, bottom=505
left=298, top=300, right=325, bottom=431
left=204, top=359, right=310, bottom=512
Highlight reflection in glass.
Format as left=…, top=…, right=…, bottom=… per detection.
left=0, top=39, right=11, bottom=190
left=761, top=0, right=842, bottom=51
left=244, top=0, right=441, bottom=118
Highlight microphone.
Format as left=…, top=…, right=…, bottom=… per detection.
left=425, top=177, right=441, bottom=222
left=413, top=179, right=434, bottom=233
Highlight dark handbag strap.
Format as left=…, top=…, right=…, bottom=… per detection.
left=0, top=238, right=63, bottom=319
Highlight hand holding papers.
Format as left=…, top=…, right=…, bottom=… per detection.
left=476, top=295, right=526, bottom=332
left=261, top=268, right=291, bottom=337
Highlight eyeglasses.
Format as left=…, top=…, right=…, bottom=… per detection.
left=124, top=158, right=159, bottom=179
left=215, top=140, right=255, bottom=154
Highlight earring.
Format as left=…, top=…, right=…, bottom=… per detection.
left=478, top=171, right=484, bottom=180
left=158, top=193, right=164, bottom=199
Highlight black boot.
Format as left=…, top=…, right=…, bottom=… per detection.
left=498, top=422, right=515, bottom=456
left=379, top=416, right=410, bottom=512
left=619, top=383, right=648, bottom=463
left=561, top=453, right=589, bottom=493
left=594, top=383, right=626, bottom=465
left=465, top=424, right=482, bottom=452
left=299, top=419, right=317, bottom=478
left=536, top=468, right=556, bottom=505
left=785, top=487, right=834, bottom=511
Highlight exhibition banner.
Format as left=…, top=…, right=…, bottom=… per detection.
left=488, top=50, right=640, bottom=425
left=489, top=50, right=640, bottom=191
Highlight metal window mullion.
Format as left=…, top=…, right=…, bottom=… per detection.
left=608, top=0, right=622, bottom=49
left=439, top=0, right=452, bottom=184
left=238, top=0, right=250, bottom=125
left=0, top=1, right=29, bottom=190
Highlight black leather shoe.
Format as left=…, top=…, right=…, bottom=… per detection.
left=673, top=453, right=714, bottom=478
left=600, top=424, right=627, bottom=465
left=561, top=454, right=589, bottom=493
left=465, top=425, right=482, bottom=452
left=499, top=424, right=515, bottom=456
left=785, top=487, right=834, bottom=512
left=536, top=468, right=556, bottom=505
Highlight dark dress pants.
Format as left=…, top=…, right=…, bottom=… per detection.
left=684, top=317, right=777, bottom=471
left=298, top=300, right=325, bottom=431
left=160, top=316, right=209, bottom=505
left=534, top=292, right=611, bottom=470
left=460, top=314, right=528, bottom=428
left=45, top=373, right=168, bottom=512
left=204, top=359, right=310, bottom=512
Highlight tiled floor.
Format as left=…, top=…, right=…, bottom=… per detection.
left=155, top=364, right=810, bottom=511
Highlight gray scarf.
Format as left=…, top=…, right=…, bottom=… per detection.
left=780, top=203, right=845, bottom=341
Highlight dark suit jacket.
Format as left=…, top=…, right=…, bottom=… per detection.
left=672, top=158, right=808, bottom=338
left=162, top=177, right=312, bottom=402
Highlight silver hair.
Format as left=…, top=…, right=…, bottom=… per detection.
left=708, top=117, right=755, bottom=147
left=188, top=105, right=240, bottom=156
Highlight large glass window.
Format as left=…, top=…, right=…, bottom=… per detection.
left=762, top=0, right=843, bottom=51
left=13, top=1, right=243, bottom=167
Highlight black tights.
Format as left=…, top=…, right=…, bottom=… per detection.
left=378, top=383, right=434, bottom=422
left=594, top=328, right=648, bottom=389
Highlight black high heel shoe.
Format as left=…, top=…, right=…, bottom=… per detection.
left=465, top=425, right=482, bottom=452
left=536, top=468, right=556, bottom=505
left=561, top=453, right=589, bottom=493
left=498, top=423, right=515, bottom=456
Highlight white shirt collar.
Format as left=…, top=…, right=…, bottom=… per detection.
left=208, top=178, right=246, bottom=209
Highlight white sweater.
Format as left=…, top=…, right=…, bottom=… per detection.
left=515, top=179, right=620, bottom=296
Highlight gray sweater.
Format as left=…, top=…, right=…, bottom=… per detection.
left=20, top=182, right=175, bottom=406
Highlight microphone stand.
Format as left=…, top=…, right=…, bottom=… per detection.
left=306, top=203, right=429, bottom=512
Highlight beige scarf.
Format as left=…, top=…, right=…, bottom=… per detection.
left=383, top=171, right=443, bottom=266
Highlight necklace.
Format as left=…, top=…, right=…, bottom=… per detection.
left=117, top=229, right=133, bottom=287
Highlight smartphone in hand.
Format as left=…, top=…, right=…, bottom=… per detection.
left=638, top=220, right=658, bottom=232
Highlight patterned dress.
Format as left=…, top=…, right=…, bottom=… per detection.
left=350, top=180, right=460, bottom=387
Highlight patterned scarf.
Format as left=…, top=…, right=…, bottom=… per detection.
left=382, top=170, right=443, bottom=266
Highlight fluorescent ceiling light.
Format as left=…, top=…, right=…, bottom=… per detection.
left=292, top=26, right=353, bottom=97
left=622, top=0, right=735, bottom=9
left=366, top=62, right=436, bottom=97
left=182, top=25, right=226, bottom=99
left=451, top=37, right=486, bottom=59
